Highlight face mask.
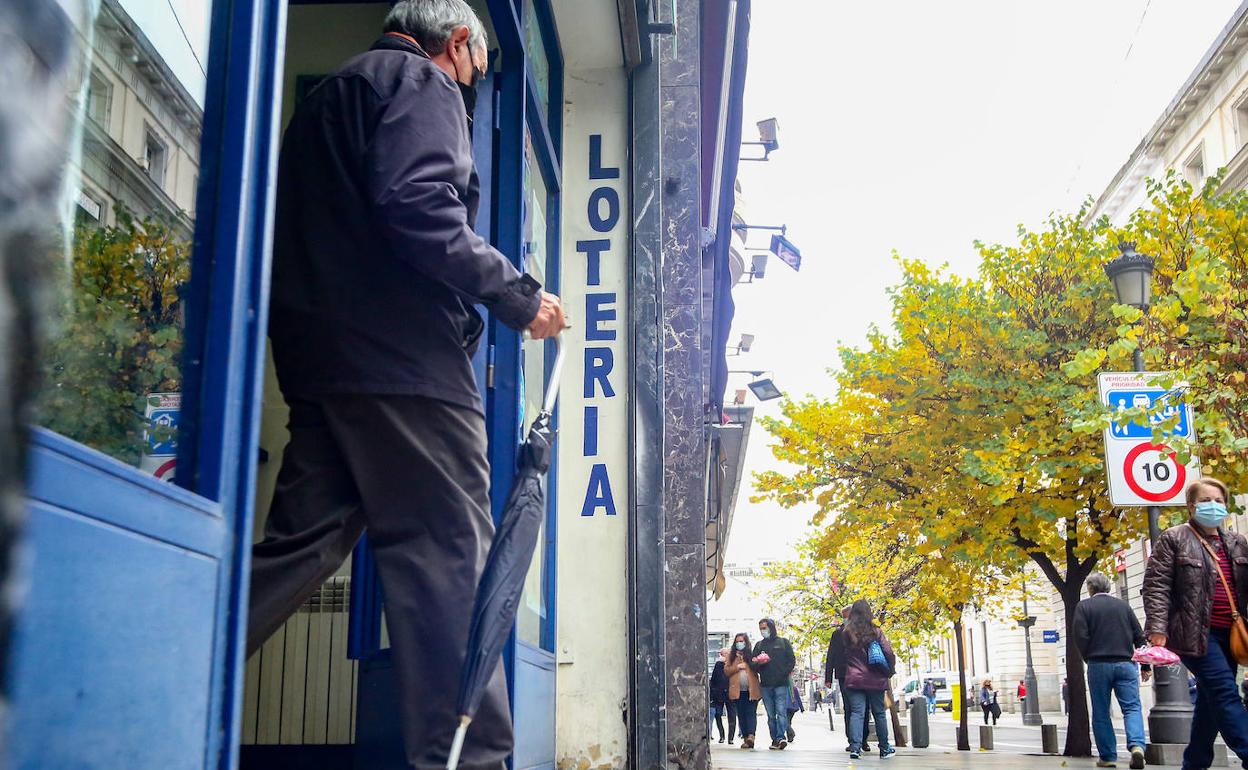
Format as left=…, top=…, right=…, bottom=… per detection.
left=734, top=642, right=745, bottom=651
left=1193, top=500, right=1229, bottom=528
left=760, top=629, right=771, bottom=639
left=458, top=82, right=478, bottom=128
left=453, top=43, right=485, bottom=129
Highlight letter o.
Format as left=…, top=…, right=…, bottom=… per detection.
left=588, top=186, right=620, bottom=233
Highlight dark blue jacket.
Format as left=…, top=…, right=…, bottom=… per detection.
left=269, top=35, right=540, bottom=412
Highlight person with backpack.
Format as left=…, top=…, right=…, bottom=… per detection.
left=979, top=679, right=999, bottom=725
left=753, top=618, right=797, bottom=750
left=826, top=606, right=872, bottom=753
left=922, top=679, right=937, bottom=715
left=842, top=599, right=896, bottom=760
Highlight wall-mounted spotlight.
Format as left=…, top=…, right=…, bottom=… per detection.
left=728, top=369, right=784, bottom=402
left=727, top=333, right=754, bottom=356
left=741, top=117, right=780, bottom=162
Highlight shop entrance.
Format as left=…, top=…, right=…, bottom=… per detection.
left=240, top=2, right=560, bottom=769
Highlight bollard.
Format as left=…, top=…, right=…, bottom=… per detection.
left=1041, top=724, right=1059, bottom=755
left=978, top=725, right=993, bottom=750
left=910, top=696, right=930, bottom=748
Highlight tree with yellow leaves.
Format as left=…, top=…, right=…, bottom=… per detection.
left=755, top=203, right=1152, bottom=756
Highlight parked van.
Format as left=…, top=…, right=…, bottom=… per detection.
left=894, top=672, right=954, bottom=712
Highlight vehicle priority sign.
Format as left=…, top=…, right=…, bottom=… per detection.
left=1098, top=372, right=1199, bottom=507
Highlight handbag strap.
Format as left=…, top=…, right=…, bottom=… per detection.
left=1188, top=523, right=1242, bottom=621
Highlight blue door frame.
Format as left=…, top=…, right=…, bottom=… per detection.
left=8, top=0, right=286, bottom=766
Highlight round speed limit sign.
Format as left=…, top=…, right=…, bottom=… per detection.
left=1122, top=443, right=1187, bottom=503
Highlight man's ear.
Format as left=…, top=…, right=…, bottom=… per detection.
left=449, top=24, right=471, bottom=49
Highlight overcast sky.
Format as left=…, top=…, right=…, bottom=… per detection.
left=118, top=0, right=210, bottom=104
left=723, top=0, right=1246, bottom=568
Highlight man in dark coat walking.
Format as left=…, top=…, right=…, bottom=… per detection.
left=245, top=2, right=565, bottom=768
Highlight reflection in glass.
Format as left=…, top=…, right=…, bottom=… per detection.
left=517, top=130, right=552, bottom=648
left=35, top=0, right=210, bottom=480
left=523, top=0, right=551, bottom=119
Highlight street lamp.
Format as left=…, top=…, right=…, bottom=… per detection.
left=1019, top=573, right=1043, bottom=727
left=1102, top=244, right=1192, bottom=749
left=1103, top=242, right=1156, bottom=313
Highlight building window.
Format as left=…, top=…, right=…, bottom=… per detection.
left=1183, top=143, right=1205, bottom=188
left=87, top=70, right=112, bottom=127
left=143, top=129, right=168, bottom=189
left=1236, top=92, right=1248, bottom=152
left=1117, top=569, right=1129, bottom=601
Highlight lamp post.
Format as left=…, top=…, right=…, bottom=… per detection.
left=1019, top=573, right=1043, bottom=726
left=1103, top=242, right=1193, bottom=746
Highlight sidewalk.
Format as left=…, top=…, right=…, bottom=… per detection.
left=709, top=709, right=1207, bottom=769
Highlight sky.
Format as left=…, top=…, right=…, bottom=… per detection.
left=117, top=0, right=211, bottom=105
left=721, top=0, right=1247, bottom=570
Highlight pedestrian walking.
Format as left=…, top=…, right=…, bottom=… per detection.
left=923, top=679, right=937, bottom=715
left=710, top=648, right=735, bottom=744
left=826, top=607, right=871, bottom=753
left=842, top=599, right=897, bottom=760
left=813, top=687, right=824, bottom=712
left=1062, top=677, right=1069, bottom=715
left=1143, top=477, right=1248, bottom=770
left=785, top=679, right=803, bottom=743
left=1017, top=679, right=1026, bottom=709
left=247, top=2, right=567, bottom=768
left=979, top=679, right=999, bottom=725
left=753, top=618, right=797, bottom=750
left=724, top=633, right=761, bottom=750
left=1072, top=572, right=1150, bottom=769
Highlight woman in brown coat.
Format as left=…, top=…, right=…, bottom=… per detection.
left=1142, top=477, right=1248, bottom=770
left=722, top=632, right=762, bottom=749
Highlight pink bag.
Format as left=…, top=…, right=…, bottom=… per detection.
left=1132, top=645, right=1180, bottom=666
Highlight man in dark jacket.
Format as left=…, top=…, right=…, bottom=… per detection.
left=754, top=618, right=797, bottom=750
left=246, top=2, right=565, bottom=768
left=1073, top=573, right=1150, bottom=770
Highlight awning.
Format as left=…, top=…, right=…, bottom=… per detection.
left=706, top=405, right=753, bottom=597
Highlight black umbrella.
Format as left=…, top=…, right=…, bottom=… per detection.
left=447, top=332, right=567, bottom=770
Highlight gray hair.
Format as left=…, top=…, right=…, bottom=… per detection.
left=384, top=0, right=487, bottom=56
left=1086, top=572, right=1112, bottom=596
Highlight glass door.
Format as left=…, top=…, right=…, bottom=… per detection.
left=8, top=0, right=284, bottom=766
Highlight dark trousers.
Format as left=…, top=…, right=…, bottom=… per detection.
left=838, top=685, right=865, bottom=745
left=1181, top=627, right=1248, bottom=770
left=247, top=394, right=510, bottom=770
left=735, top=691, right=758, bottom=738
left=713, top=700, right=737, bottom=741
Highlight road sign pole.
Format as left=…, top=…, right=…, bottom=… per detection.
left=1130, top=349, right=1194, bottom=748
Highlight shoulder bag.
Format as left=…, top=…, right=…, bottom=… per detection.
left=1189, top=523, right=1248, bottom=666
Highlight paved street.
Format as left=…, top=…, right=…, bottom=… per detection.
left=710, top=709, right=1233, bottom=769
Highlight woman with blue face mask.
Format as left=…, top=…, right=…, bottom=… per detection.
left=1143, top=477, right=1248, bottom=770
left=723, top=633, right=762, bottom=749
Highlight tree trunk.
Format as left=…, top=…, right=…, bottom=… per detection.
left=954, top=616, right=970, bottom=751
left=1061, top=583, right=1093, bottom=757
